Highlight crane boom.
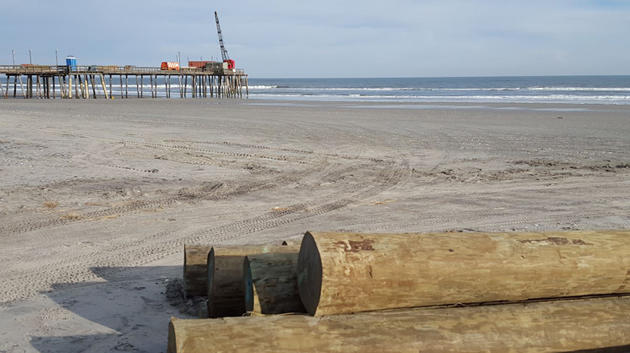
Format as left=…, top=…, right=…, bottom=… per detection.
left=214, top=11, right=230, bottom=62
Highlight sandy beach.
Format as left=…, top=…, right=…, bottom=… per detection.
left=1, top=99, right=629, bottom=352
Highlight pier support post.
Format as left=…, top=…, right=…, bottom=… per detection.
left=1, top=75, right=6, bottom=98
left=167, top=75, right=171, bottom=98
left=90, top=75, right=97, bottom=99
left=68, top=74, right=73, bottom=99
left=99, top=74, right=109, bottom=99
left=58, top=75, right=65, bottom=99
left=150, top=75, right=154, bottom=98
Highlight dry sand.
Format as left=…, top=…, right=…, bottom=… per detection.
left=0, top=99, right=629, bottom=352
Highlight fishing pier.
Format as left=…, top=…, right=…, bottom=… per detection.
left=0, top=65, right=249, bottom=100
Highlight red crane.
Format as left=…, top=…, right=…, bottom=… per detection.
left=215, top=11, right=235, bottom=70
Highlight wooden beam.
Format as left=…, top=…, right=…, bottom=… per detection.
left=168, top=296, right=630, bottom=353
left=298, top=230, right=630, bottom=316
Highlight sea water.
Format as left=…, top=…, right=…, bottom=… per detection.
left=247, top=76, right=630, bottom=104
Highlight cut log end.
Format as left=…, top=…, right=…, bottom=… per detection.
left=297, top=231, right=323, bottom=316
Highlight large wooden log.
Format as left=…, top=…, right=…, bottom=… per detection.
left=207, top=244, right=299, bottom=318
left=244, top=253, right=305, bottom=315
left=167, top=296, right=630, bottom=353
left=183, top=245, right=212, bottom=298
left=298, top=230, right=630, bottom=316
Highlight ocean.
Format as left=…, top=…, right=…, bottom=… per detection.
left=247, top=76, right=630, bottom=105
left=2, top=75, right=629, bottom=104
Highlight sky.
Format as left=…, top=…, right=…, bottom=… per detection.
left=2, top=0, right=630, bottom=78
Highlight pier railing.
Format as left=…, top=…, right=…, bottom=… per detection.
left=0, top=65, right=246, bottom=76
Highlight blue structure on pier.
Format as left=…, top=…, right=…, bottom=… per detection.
left=66, top=55, right=77, bottom=72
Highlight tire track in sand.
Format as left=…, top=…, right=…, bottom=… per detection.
left=0, top=157, right=409, bottom=303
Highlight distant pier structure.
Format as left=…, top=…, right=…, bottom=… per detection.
left=0, top=64, right=249, bottom=99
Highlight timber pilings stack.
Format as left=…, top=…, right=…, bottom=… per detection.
left=171, top=230, right=630, bottom=352
left=0, top=65, right=248, bottom=99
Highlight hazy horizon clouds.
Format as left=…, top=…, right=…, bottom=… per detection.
left=1, top=0, right=629, bottom=78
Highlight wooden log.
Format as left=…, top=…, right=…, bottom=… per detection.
left=183, top=244, right=300, bottom=299
left=244, top=253, right=305, bottom=315
left=206, top=244, right=300, bottom=318
left=167, top=296, right=630, bottom=353
left=298, top=230, right=630, bottom=316
left=183, top=244, right=213, bottom=298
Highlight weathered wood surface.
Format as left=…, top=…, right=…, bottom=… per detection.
left=298, top=230, right=630, bottom=316
left=207, top=244, right=299, bottom=318
left=167, top=296, right=630, bottom=353
left=182, top=245, right=213, bottom=298
left=244, top=253, right=305, bottom=315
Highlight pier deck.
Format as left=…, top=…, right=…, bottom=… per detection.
left=0, top=65, right=248, bottom=99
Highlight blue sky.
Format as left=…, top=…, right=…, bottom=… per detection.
left=2, top=0, right=630, bottom=78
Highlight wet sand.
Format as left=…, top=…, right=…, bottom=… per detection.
left=1, top=99, right=629, bottom=352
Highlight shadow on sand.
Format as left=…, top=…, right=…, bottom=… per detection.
left=28, top=266, right=187, bottom=353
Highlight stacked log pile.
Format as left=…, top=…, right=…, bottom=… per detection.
left=170, top=230, right=630, bottom=352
